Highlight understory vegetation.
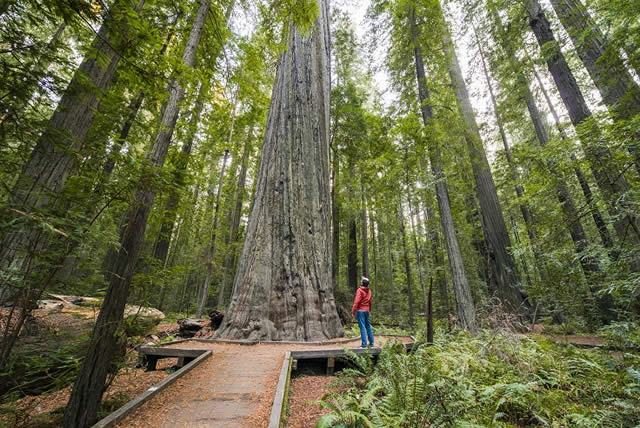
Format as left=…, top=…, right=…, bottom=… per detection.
left=318, top=330, right=640, bottom=427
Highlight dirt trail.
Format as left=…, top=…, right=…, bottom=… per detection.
left=116, top=336, right=410, bottom=427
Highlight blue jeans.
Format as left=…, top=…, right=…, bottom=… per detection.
left=356, top=310, right=374, bottom=347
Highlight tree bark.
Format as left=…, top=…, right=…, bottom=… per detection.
left=62, top=2, right=210, bottom=426
left=398, top=202, right=414, bottom=328
left=198, top=148, right=229, bottom=317
left=215, top=0, right=343, bottom=340
left=370, top=209, right=378, bottom=297
left=153, top=80, right=209, bottom=267
left=346, top=161, right=358, bottom=291
left=410, top=7, right=476, bottom=333
left=331, top=147, right=340, bottom=292
left=385, top=214, right=396, bottom=322
left=219, top=133, right=252, bottom=308
left=361, top=180, right=370, bottom=278
left=444, top=30, right=527, bottom=314
left=549, top=0, right=640, bottom=173
left=407, top=193, right=428, bottom=331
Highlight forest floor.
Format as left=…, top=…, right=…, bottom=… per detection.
left=285, top=375, right=346, bottom=428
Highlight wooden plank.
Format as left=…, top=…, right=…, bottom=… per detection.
left=194, top=336, right=359, bottom=346
left=138, top=347, right=205, bottom=358
left=326, top=357, right=335, bottom=376
left=92, top=350, right=212, bottom=428
left=268, top=351, right=292, bottom=428
left=290, top=347, right=381, bottom=360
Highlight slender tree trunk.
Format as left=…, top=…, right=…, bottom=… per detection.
left=420, top=194, right=450, bottom=323
left=219, top=134, right=252, bottom=308
left=386, top=215, right=396, bottom=322
left=444, top=28, right=526, bottom=314
left=154, top=80, right=209, bottom=267
left=215, top=0, right=343, bottom=340
left=526, top=0, right=640, bottom=252
left=370, top=209, right=378, bottom=298
left=398, top=202, right=414, bottom=328
left=410, top=7, right=476, bottom=333
left=408, top=193, right=429, bottom=331
left=198, top=148, right=229, bottom=317
left=361, top=180, right=370, bottom=278
left=62, top=2, right=211, bottom=426
left=550, top=0, right=640, bottom=173
left=346, top=162, right=358, bottom=291
left=331, top=148, right=340, bottom=292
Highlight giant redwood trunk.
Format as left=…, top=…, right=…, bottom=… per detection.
left=444, top=32, right=527, bottom=314
left=549, top=0, right=640, bottom=172
left=526, top=0, right=640, bottom=257
left=410, top=7, right=476, bottom=333
left=215, top=0, right=343, bottom=340
left=62, top=2, right=211, bottom=426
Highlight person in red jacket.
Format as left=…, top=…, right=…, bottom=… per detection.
left=352, top=276, right=374, bottom=348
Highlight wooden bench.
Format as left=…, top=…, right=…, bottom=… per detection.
left=138, top=346, right=207, bottom=371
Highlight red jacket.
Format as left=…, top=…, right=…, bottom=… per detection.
left=352, top=286, right=372, bottom=314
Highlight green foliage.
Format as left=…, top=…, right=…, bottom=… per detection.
left=319, top=330, right=640, bottom=427
left=0, top=331, right=88, bottom=398
left=599, top=322, right=640, bottom=350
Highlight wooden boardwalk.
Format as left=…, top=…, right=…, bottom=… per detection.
left=111, top=336, right=413, bottom=428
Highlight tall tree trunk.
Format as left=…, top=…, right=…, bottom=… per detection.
left=331, top=147, right=340, bottom=292
left=385, top=214, right=396, bottom=322
left=549, top=0, right=640, bottom=173
left=398, top=202, right=414, bottom=328
left=370, top=209, right=379, bottom=297
left=219, top=133, right=252, bottom=308
left=444, top=29, right=527, bottom=314
left=0, top=0, right=143, bottom=272
left=62, top=2, right=211, bottom=426
left=346, top=162, right=358, bottom=291
left=215, top=0, right=343, bottom=340
left=361, top=180, right=370, bottom=279
left=526, top=0, right=640, bottom=253
left=407, top=193, right=429, bottom=331
left=198, top=148, right=230, bottom=317
left=153, top=80, right=209, bottom=267
left=474, top=23, right=548, bottom=283
left=410, top=7, right=476, bottom=333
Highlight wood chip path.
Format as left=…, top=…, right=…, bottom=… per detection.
left=115, top=336, right=411, bottom=428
